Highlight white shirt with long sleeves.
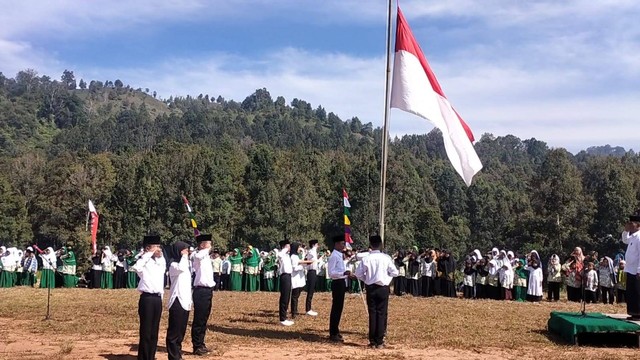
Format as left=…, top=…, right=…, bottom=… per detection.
left=133, top=252, right=166, bottom=297
left=354, top=250, right=399, bottom=286
left=291, top=255, right=306, bottom=289
left=525, top=266, right=543, bottom=296
left=622, top=230, right=640, bottom=275
left=328, top=250, right=347, bottom=284
left=305, top=247, right=319, bottom=271
left=278, top=249, right=292, bottom=275
left=192, top=248, right=215, bottom=288
left=221, top=259, right=231, bottom=275
left=168, top=254, right=193, bottom=311
left=586, top=269, right=599, bottom=292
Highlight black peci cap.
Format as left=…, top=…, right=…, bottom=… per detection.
left=143, top=235, right=161, bottom=246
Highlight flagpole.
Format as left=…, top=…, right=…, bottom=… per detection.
left=379, top=0, right=393, bottom=245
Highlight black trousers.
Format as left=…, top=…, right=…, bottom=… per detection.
left=221, top=274, right=230, bottom=290
left=626, top=273, right=640, bottom=317
left=91, top=269, right=102, bottom=289
left=475, top=284, right=486, bottom=299
left=191, top=287, right=213, bottom=350
left=213, top=273, right=221, bottom=291
left=366, top=284, right=389, bottom=345
left=567, top=286, right=581, bottom=302
left=291, top=287, right=302, bottom=318
left=421, top=277, right=433, bottom=297
left=166, top=301, right=189, bottom=360
left=305, top=270, right=317, bottom=312
left=330, top=279, right=346, bottom=336
left=547, top=282, right=561, bottom=301
left=138, top=293, right=162, bottom=360
left=279, top=273, right=292, bottom=321
left=617, top=289, right=626, bottom=304
left=463, top=285, right=474, bottom=299
left=585, top=290, right=597, bottom=303
left=601, top=286, right=615, bottom=304
left=114, top=266, right=125, bottom=289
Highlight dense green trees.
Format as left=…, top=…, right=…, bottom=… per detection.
left=0, top=70, right=638, bottom=271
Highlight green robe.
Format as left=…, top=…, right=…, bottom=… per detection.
left=262, top=256, right=277, bottom=292
left=126, top=254, right=139, bottom=288
left=244, top=248, right=260, bottom=292
left=39, top=269, right=55, bottom=288
left=229, top=249, right=243, bottom=291
left=514, top=265, right=528, bottom=302
left=61, top=251, right=78, bottom=288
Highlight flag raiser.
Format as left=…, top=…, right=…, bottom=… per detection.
left=390, top=7, right=482, bottom=186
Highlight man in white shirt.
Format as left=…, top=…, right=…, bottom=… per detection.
left=622, top=214, right=640, bottom=320
left=221, top=254, right=231, bottom=290
left=305, top=239, right=319, bottom=316
left=211, top=250, right=222, bottom=291
left=191, top=233, right=215, bottom=355
left=277, top=239, right=294, bottom=326
left=328, top=235, right=349, bottom=342
left=355, top=235, right=399, bottom=349
left=132, top=235, right=166, bottom=360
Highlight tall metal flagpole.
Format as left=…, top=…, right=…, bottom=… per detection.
left=379, top=0, right=394, bottom=245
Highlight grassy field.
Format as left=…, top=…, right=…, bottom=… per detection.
left=0, top=288, right=638, bottom=359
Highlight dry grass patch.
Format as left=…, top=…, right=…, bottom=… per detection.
left=0, top=288, right=638, bottom=359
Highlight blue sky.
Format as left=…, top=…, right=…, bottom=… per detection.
left=1, top=0, right=639, bottom=152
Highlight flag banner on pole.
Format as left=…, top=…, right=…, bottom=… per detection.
left=88, top=200, right=99, bottom=255
left=390, top=6, right=482, bottom=186
left=181, top=195, right=200, bottom=237
left=343, top=189, right=353, bottom=244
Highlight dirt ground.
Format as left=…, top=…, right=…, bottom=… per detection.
left=0, top=288, right=638, bottom=359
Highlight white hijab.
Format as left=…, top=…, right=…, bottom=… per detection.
left=488, top=259, right=498, bottom=276
left=491, top=247, right=499, bottom=259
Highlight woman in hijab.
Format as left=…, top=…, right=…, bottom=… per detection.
left=525, top=250, right=543, bottom=302
left=39, top=247, right=57, bottom=289
left=487, top=259, right=500, bottom=300
left=0, top=247, right=17, bottom=287
left=598, top=256, right=617, bottom=304
left=90, top=250, right=102, bottom=289
left=547, top=254, right=562, bottom=301
left=166, top=241, right=192, bottom=360
left=442, top=250, right=457, bottom=297
left=421, top=250, right=436, bottom=297
left=393, top=250, right=406, bottom=296
left=407, top=250, right=422, bottom=296
left=228, top=248, right=243, bottom=291
left=499, top=257, right=514, bottom=301
left=474, top=258, right=489, bottom=299
left=101, top=246, right=115, bottom=289
left=513, top=259, right=528, bottom=302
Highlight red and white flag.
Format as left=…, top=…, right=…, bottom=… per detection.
left=390, top=7, right=482, bottom=186
left=88, top=200, right=99, bottom=255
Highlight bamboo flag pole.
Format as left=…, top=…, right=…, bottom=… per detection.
left=378, top=0, right=394, bottom=245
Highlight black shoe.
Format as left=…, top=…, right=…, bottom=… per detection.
left=194, top=347, right=210, bottom=356
left=337, top=334, right=344, bottom=340
left=329, top=335, right=344, bottom=343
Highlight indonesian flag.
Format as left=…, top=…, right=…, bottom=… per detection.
left=390, top=7, right=482, bottom=186
left=88, top=200, right=99, bottom=255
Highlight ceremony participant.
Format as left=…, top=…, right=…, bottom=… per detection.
left=60, top=246, right=77, bottom=288
left=513, top=259, right=527, bottom=302
left=262, top=251, right=277, bottom=292
left=221, top=253, right=231, bottom=291
left=244, top=245, right=261, bottom=292
left=392, top=251, right=406, bottom=296
left=305, top=239, right=320, bottom=316
left=547, top=254, right=562, bottom=301
left=39, top=247, right=57, bottom=289
left=90, top=251, right=102, bottom=289
left=598, top=256, right=616, bottom=304
left=622, top=214, right=640, bottom=320
left=474, top=259, right=489, bottom=299
left=328, top=235, right=349, bottom=342
left=229, top=248, right=243, bottom=291
left=0, top=247, right=16, bottom=287
left=277, top=240, right=294, bottom=326
left=132, top=235, right=166, bottom=360
left=290, top=242, right=313, bottom=319
left=499, top=261, right=514, bottom=301
left=211, top=251, right=222, bottom=291
left=562, top=256, right=582, bottom=302
left=486, top=259, right=500, bottom=300
left=617, top=260, right=627, bottom=304
left=101, top=246, right=115, bottom=289
left=114, top=249, right=126, bottom=289
left=525, top=251, right=543, bottom=302
left=191, top=233, right=215, bottom=356
left=462, top=261, right=475, bottom=299
left=584, top=262, right=598, bottom=303
left=420, top=250, right=436, bottom=297
left=355, top=235, right=398, bottom=349
left=21, top=247, right=37, bottom=287
left=126, top=250, right=140, bottom=289
left=166, top=241, right=192, bottom=360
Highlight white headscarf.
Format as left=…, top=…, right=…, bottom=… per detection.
left=488, top=259, right=498, bottom=276
left=530, top=250, right=541, bottom=265
left=491, top=247, right=499, bottom=259
left=550, top=254, right=559, bottom=265
left=473, top=249, right=482, bottom=263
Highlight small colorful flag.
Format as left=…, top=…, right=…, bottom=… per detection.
left=181, top=195, right=200, bottom=237
left=343, top=189, right=353, bottom=244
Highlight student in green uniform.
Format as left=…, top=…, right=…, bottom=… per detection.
left=244, top=245, right=261, bottom=292
left=126, top=249, right=140, bottom=288
left=513, top=259, right=528, bottom=302
left=262, top=251, right=277, bottom=292
left=101, top=246, right=114, bottom=289
left=229, top=248, right=243, bottom=291
left=60, top=246, right=78, bottom=288
left=39, top=247, right=57, bottom=289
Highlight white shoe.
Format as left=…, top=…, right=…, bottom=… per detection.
left=280, top=320, right=294, bottom=326
left=306, top=310, right=318, bottom=316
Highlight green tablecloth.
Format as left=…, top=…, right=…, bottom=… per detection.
left=548, top=312, right=640, bottom=344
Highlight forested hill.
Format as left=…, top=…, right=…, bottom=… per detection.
left=1, top=69, right=639, bottom=270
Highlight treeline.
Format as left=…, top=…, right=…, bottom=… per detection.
left=0, top=69, right=639, bottom=271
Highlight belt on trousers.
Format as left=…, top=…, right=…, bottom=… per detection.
left=365, top=284, right=389, bottom=289
left=141, top=292, right=161, bottom=297
left=194, top=286, right=214, bottom=290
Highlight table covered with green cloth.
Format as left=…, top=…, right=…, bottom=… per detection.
left=548, top=312, right=640, bottom=344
